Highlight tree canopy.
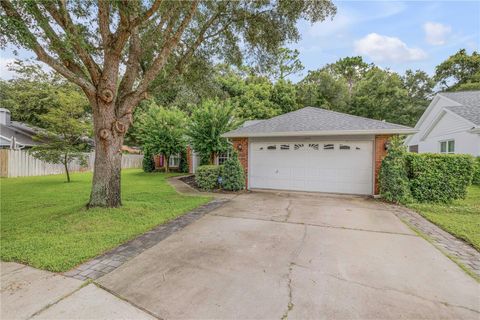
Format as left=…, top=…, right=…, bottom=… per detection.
left=0, top=0, right=337, bottom=207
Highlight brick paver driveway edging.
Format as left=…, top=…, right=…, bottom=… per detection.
left=391, top=205, right=480, bottom=279
left=64, top=199, right=229, bottom=281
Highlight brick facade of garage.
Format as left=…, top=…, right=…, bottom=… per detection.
left=373, top=135, right=392, bottom=195
left=231, top=137, right=249, bottom=187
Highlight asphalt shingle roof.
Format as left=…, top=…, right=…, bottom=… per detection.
left=440, top=91, right=480, bottom=108
left=445, top=106, right=480, bottom=126
left=224, top=107, right=414, bottom=137
left=439, top=91, right=480, bottom=126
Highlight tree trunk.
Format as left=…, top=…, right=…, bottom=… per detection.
left=87, top=91, right=125, bottom=208
left=63, top=153, right=70, bottom=183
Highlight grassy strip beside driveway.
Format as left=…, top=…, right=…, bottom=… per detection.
left=1, top=169, right=211, bottom=272
left=408, top=185, right=480, bottom=251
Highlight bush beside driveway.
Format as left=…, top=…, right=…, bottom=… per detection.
left=0, top=169, right=211, bottom=272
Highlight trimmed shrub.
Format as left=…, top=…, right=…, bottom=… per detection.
left=406, top=153, right=474, bottom=203
left=195, top=165, right=223, bottom=190
left=220, top=153, right=245, bottom=191
left=472, top=157, right=480, bottom=185
left=179, top=149, right=189, bottom=173
left=142, top=152, right=155, bottom=172
left=379, top=136, right=411, bottom=203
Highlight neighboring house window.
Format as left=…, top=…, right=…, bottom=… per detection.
left=169, top=154, right=180, bottom=167
left=409, top=145, right=419, bottom=153
left=440, top=140, right=455, bottom=154
left=218, top=152, right=230, bottom=165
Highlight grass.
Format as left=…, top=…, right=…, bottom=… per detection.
left=0, top=169, right=211, bottom=272
left=407, top=185, right=480, bottom=251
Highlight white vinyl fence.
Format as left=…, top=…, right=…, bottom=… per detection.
left=0, top=149, right=143, bottom=178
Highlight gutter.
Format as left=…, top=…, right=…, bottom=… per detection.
left=222, top=128, right=418, bottom=138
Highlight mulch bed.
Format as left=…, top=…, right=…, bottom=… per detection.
left=179, top=175, right=247, bottom=194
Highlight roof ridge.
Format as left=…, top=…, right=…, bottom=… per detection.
left=305, top=106, right=411, bottom=129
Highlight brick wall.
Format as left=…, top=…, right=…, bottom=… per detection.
left=374, top=135, right=392, bottom=195
left=231, top=137, right=249, bottom=188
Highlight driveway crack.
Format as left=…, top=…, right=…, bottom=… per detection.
left=281, top=224, right=307, bottom=320
left=284, top=199, right=293, bottom=222
left=292, top=266, right=480, bottom=315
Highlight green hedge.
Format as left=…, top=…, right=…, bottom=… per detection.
left=473, top=157, right=480, bottom=185
left=195, top=165, right=223, bottom=190
left=379, top=137, right=411, bottom=203
left=142, top=152, right=155, bottom=172
left=405, top=153, right=474, bottom=203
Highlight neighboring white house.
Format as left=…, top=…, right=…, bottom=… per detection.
left=406, top=91, right=480, bottom=156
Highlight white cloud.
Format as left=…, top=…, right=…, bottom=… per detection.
left=308, top=1, right=406, bottom=38
left=423, top=22, right=452, bottom=45
left=354, top=33, right=427, bottom=63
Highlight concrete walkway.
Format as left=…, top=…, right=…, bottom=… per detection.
left=97, top=191, right=480, bottom=319
left=1, top=262, right=154, bottom=319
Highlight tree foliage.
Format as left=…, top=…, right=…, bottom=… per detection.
left=135, top=103, right=186, bottom=172
left=435, top=49, right=480, bottom=91
left=0, top=62, right=90, bottom=128
left=29, top=92, right=92, bottom=182
left=297, top=70, right=349, bottom=111
left=0, top=0, right=336, bottom=207
left=379, top=136, right=411, bottom=204
left=257, top=47, right=304, bottom=80
left=187, top=99, right=236, bottom=164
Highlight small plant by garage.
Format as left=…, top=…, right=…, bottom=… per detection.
left=220, top=152, right=245, bottom=191
left=195, top=165, right=223, bottom=190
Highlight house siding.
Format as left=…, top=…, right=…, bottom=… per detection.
left=406, top=94, right=480, bottom=156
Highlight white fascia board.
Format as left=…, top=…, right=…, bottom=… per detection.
left=222, top=128, right=418, bottom=138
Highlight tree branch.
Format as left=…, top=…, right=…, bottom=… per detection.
left=0, top=0, right=95, bottom=96
left=131, top=0, right=163, bottom=27
left=136, top=0, right=200, bottom=95
left=42, top=1, right=102, bottom=84
left=98, top=0, right=111, bottom=45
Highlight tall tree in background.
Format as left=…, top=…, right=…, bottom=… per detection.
left=135, top=103, right=186, bottom=173
left=297, top=70, right=349, bottom=111
left=0, top=62, right=90, bottom=128
left=351, top=67, right=414, bottom=126
left=324, top=56, right=371, bottom=95
left=30, top=92, right=92, bottom=182
left=258, top=47, right=304, bottom=80
left=402, top=69, right=435, bottom=120
left=435, top=49, right=480, bottom=91
left=187, top=99, right=236, bottom=164
left=1, top=0, right=336, bottom=207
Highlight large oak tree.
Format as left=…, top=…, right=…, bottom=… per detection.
left=1, top=0, right=335, bottom=207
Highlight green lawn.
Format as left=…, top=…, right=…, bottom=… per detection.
left=0, top=169, right=211, bottom=272
left=408, top=185, right=480, bottom=251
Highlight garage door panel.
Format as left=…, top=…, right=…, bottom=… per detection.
left=250, top=140, right=373, bottom=195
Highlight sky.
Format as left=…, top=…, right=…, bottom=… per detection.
left=0, top=1, right=479, bottom=82
left=287, top=0, right=480, bottom=81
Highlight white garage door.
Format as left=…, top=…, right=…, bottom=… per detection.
left=249, top=140, right=373, bottom=195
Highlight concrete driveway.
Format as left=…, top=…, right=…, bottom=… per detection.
left=98, top=191, right=480, bottom=319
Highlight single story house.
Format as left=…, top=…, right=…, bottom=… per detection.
left=0, top=108, right=41, bottom=149
left=405, top=91, right=480, bottom=156
left=216, top=107, right=416, bottom=196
